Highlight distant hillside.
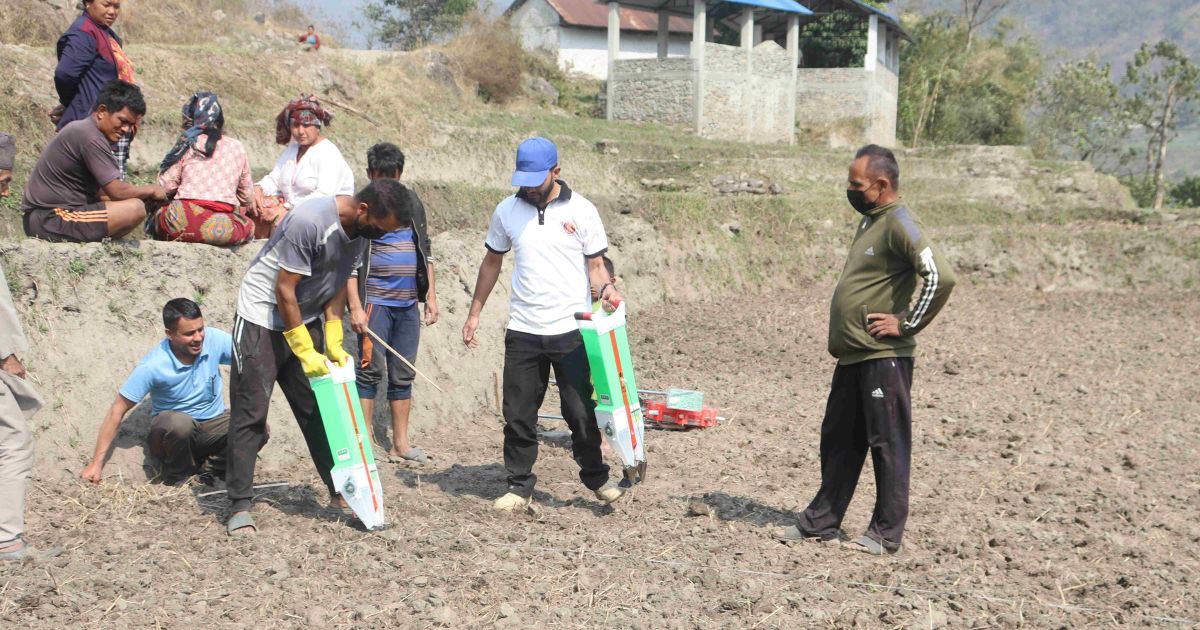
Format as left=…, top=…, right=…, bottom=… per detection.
left=1016, top=0, right=1198, bottom=69
left=894, top=0, right=1199, bottom=70
left=895, top=0, right=1200, bottom=179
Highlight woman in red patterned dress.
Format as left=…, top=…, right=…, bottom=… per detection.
left=151, top=92, right=256, bottom=246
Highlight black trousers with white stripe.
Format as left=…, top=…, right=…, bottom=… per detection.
left=796, top=357, right=914, bottom=550
left=226, top=317, right=334, bottom=514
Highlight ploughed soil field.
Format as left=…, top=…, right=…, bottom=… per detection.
left=2, top=282, right=1198, bottom=628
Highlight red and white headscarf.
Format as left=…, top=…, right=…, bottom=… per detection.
left=275, top=96, right=334, bottom=145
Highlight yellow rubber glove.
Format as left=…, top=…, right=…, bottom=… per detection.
left=283, top=325, right=330, bottom=378
left=323, top=320, right=352, bottom=368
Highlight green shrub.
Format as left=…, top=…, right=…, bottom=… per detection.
left=1169, top=176, right=1200, bottom=208
left=1121, top=176, right=1157, bottom=208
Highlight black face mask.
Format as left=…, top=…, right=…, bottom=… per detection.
left=355, top=219, right=388, bottom=240
left=846, top=183, right=880, bottom=215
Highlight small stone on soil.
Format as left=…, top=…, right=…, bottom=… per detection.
left=432, top=606, right=458, bottom=627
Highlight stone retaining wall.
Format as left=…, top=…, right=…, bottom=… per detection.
left=609, top=58, right=696, bottom=126
left=609, top=42, right=900, bottom=146
left=699, top=42, right=795, bottom=143
left=795, top=66, right=897, bottom=147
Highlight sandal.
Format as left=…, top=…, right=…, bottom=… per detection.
left=330, top=505, right=355, bottom=518
left=386, top=447, right=429, bottom=464
left=0, top=536, right=64, bottom=562
left=226, top=511, right=257, bottom=537
left=846, top=535, right=900, bottom=556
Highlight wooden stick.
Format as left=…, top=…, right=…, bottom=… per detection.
left=493, top=372, right=501, bottom=415
left=196, top=482, right=292, bottom=498
left=318, top=94, right=381, bottom=125
left=364, top=327, right=445, bottom=393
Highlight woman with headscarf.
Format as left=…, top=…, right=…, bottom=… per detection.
left=51, top=0, right=138, bottom=177
left=151, top=92, right=255, bottom=246
left=251, top=96, right=354, bottom=237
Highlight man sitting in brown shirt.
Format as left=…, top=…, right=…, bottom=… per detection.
left=21, top=80, right=165, bottom=243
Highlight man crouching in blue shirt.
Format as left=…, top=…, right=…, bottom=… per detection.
left=80, top=298, right=257, bottom=485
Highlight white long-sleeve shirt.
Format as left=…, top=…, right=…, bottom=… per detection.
left=258, top=138, right=354, bottom=205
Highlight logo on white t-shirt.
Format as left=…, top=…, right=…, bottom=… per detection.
left=484, top=185, right=609, bottom=336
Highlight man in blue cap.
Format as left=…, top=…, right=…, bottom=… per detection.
left=463, top=136, right=626, bottom=511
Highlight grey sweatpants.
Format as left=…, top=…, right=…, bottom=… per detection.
left=0, top=371, right=42, bottom=546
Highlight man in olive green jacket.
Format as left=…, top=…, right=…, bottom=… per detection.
left=777, top=145, right=956, bottom=555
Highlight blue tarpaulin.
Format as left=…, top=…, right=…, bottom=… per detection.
left=713, top=0, right=813, bottom=15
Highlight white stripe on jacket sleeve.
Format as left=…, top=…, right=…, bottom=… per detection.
left=904, top=247, right=938, bottom=331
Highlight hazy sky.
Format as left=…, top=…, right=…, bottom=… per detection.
left=307, top=0, right=511, bottom=47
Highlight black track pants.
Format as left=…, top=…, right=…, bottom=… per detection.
left=796, top=357, right=914, bottom=550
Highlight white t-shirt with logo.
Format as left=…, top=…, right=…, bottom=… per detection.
left=485, top=183, right=608, bottom=336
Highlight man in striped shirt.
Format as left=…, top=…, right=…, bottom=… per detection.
left=777, top=145, right=956, bottom=555
left=347, top=143, right=438, bottom=463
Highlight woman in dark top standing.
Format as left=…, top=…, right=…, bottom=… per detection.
left=50, top=0, right=138, bottom=177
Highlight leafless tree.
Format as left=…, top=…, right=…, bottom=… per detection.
left=961, top=0, right=1013, bottom=48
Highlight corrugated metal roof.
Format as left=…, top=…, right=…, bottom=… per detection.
left=546, top=0, right=695, bottom=33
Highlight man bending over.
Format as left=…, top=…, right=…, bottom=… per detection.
left=225, top=179, right=412, bottom=536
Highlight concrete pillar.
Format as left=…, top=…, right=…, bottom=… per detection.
left=878, top=23, right=888, bottom=69
left=787, top=14, right=799, bottom=145
left=657, top=10, right=669, bottom=59
left=741, top=8, right=753, bottom=143
left=864, top=13, right=878, bottom=72
left=786, top=14, right=800, bottom=64
left=607, top=2, right=620, bottom=68
left=890, top=31, right=900, bottom=71
left=753, top=24, right=763, bottom=46
left=740, top=7, right=754, bottom=50
left=692, top=0, right=706, bottom=133
left=691, top=1, right=706, bottom=57
left=606, top=1, right=620, bottom=121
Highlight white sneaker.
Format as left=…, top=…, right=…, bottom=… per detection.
left=493, top=492, right=532, bottom=512
left=593, top=480, right=627, bottom=504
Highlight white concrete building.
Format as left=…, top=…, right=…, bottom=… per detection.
left=507, top=0, right=694, bottom=79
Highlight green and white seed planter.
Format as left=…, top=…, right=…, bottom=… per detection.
left=310, top=361, right=386, bottom=530
left=575, top=301, right=647, bottom=486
